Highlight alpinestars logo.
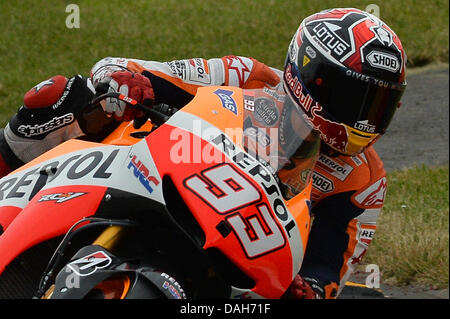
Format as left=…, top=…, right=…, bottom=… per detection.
left=33, top=79, right=55, bottom=93
left=17, top=113, right=74, bottom=137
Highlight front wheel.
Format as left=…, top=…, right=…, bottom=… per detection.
left=46, top=245, right=186, bottom=299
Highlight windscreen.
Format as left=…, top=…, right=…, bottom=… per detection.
left=242, top=88, right=320, bottom=198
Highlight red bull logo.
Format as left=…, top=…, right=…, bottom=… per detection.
left=284, top=64, right=349, bottom=153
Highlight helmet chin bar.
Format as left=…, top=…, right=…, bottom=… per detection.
left=321, top=126, right=379, bottom=157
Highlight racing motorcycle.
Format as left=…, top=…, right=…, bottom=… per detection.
left=0, top=85, right=320, bottom=299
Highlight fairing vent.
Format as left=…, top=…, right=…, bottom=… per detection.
left=204, top=247, right=255, bottom=290
left=162, top=176, right=206, bottom=248
left=162, top=176, right=255, bottom=291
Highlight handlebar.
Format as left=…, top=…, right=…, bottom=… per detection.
left=90, top=92, right=171, bottom=127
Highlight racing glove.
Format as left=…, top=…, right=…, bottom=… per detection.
left=1, top=75, right=95, bottom=165
left=283, top=274, right=325, bottom=299
left=94, top=70, right=155, bottom=123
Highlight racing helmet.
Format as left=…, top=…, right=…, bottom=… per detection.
left=283, top=8, right=407, bottom=155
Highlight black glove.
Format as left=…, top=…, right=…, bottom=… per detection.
left=283, top=275, right=325, bottom=299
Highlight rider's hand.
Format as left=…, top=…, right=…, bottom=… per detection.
left=284, top=275, right=325, bottom=299
left=95, top=70, right=155, bottom=122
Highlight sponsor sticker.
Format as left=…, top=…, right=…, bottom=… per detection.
left=366, top=50, right=400, bottom=73
left=360, top=225, right=376, bottom=246
left=38, top=192, right=86, bottom=203
left=33, top=79, right=55, bottom=93
left=305, top=46, right=317, bottom=59
left=167, top=60, right=188, bottom=79
left=67, top=250, right=112, bottom=276
left=17, top=113, right=75, bottom=137
left=303, top=55, right=311, bottom=67
left=310, top=21, right=351, bottom=57
left=244, top=92, right=255, bottom=111
left=244, top=126, right=272, bottom=148
left=0, top=148, right=120, bottom=202
left=214, top=89, right=238, bottom=115
left=128, top=155, right=160, bottom=194
left=311, top=171, right=334, bottom=193
left=354, top=120, right=376, bottom=133
left=354, top=177, right=387, bottom=207
left=317, top=154, right=353, bottom=181
left=253, top=97, right=279, bottom=126
left=187, top=58, right=211, bottom=84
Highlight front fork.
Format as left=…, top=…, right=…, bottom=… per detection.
left=41, top=225, right=126, bottom=299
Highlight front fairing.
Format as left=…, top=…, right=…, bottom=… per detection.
left=0, top=138, right=165, bottom=274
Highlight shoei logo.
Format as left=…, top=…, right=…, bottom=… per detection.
left=366, top=50, right=400, bottom=73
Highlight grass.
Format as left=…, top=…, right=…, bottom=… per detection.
left=0, top=0, right=449, bottom=125
left=365, top=165, right=449, bottom=288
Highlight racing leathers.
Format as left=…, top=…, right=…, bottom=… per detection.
left=0, top=56, right=387, bottom=299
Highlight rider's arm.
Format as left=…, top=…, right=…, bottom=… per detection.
left=299, top=147, right=386, bottom=299
left=90, top=56, right=280, bottom=108
left=0, top=75, right=98, bottom=176
left=0, top=129, right=24, bottom=176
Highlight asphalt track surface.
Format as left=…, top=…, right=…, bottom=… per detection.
left=340, top=64, right=449, bottom=299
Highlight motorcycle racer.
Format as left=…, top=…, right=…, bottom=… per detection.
left=0, top=8, right=407, bottom=299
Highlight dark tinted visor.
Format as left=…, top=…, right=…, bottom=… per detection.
left=299, top=53, right=406, bottom=134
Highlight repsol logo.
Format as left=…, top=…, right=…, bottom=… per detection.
left=366, top=51, right=400, bottom=73
left=0, top=149, right=119, bottom=201
left=211, top=133, right=298, bottom=238
left=317, top=154, right=353, bottom=181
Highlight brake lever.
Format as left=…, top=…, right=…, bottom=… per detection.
left=90, top=92, right=170, bottom=126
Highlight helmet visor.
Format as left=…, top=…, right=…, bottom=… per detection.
left=299, top=54, right=406, bottom=135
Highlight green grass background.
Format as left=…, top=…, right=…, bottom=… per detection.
left=0, top=0, right=448, bottom=288
left=366, top=165, right=449, bottom=288
left=0, top=0, right=449, bottom=124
